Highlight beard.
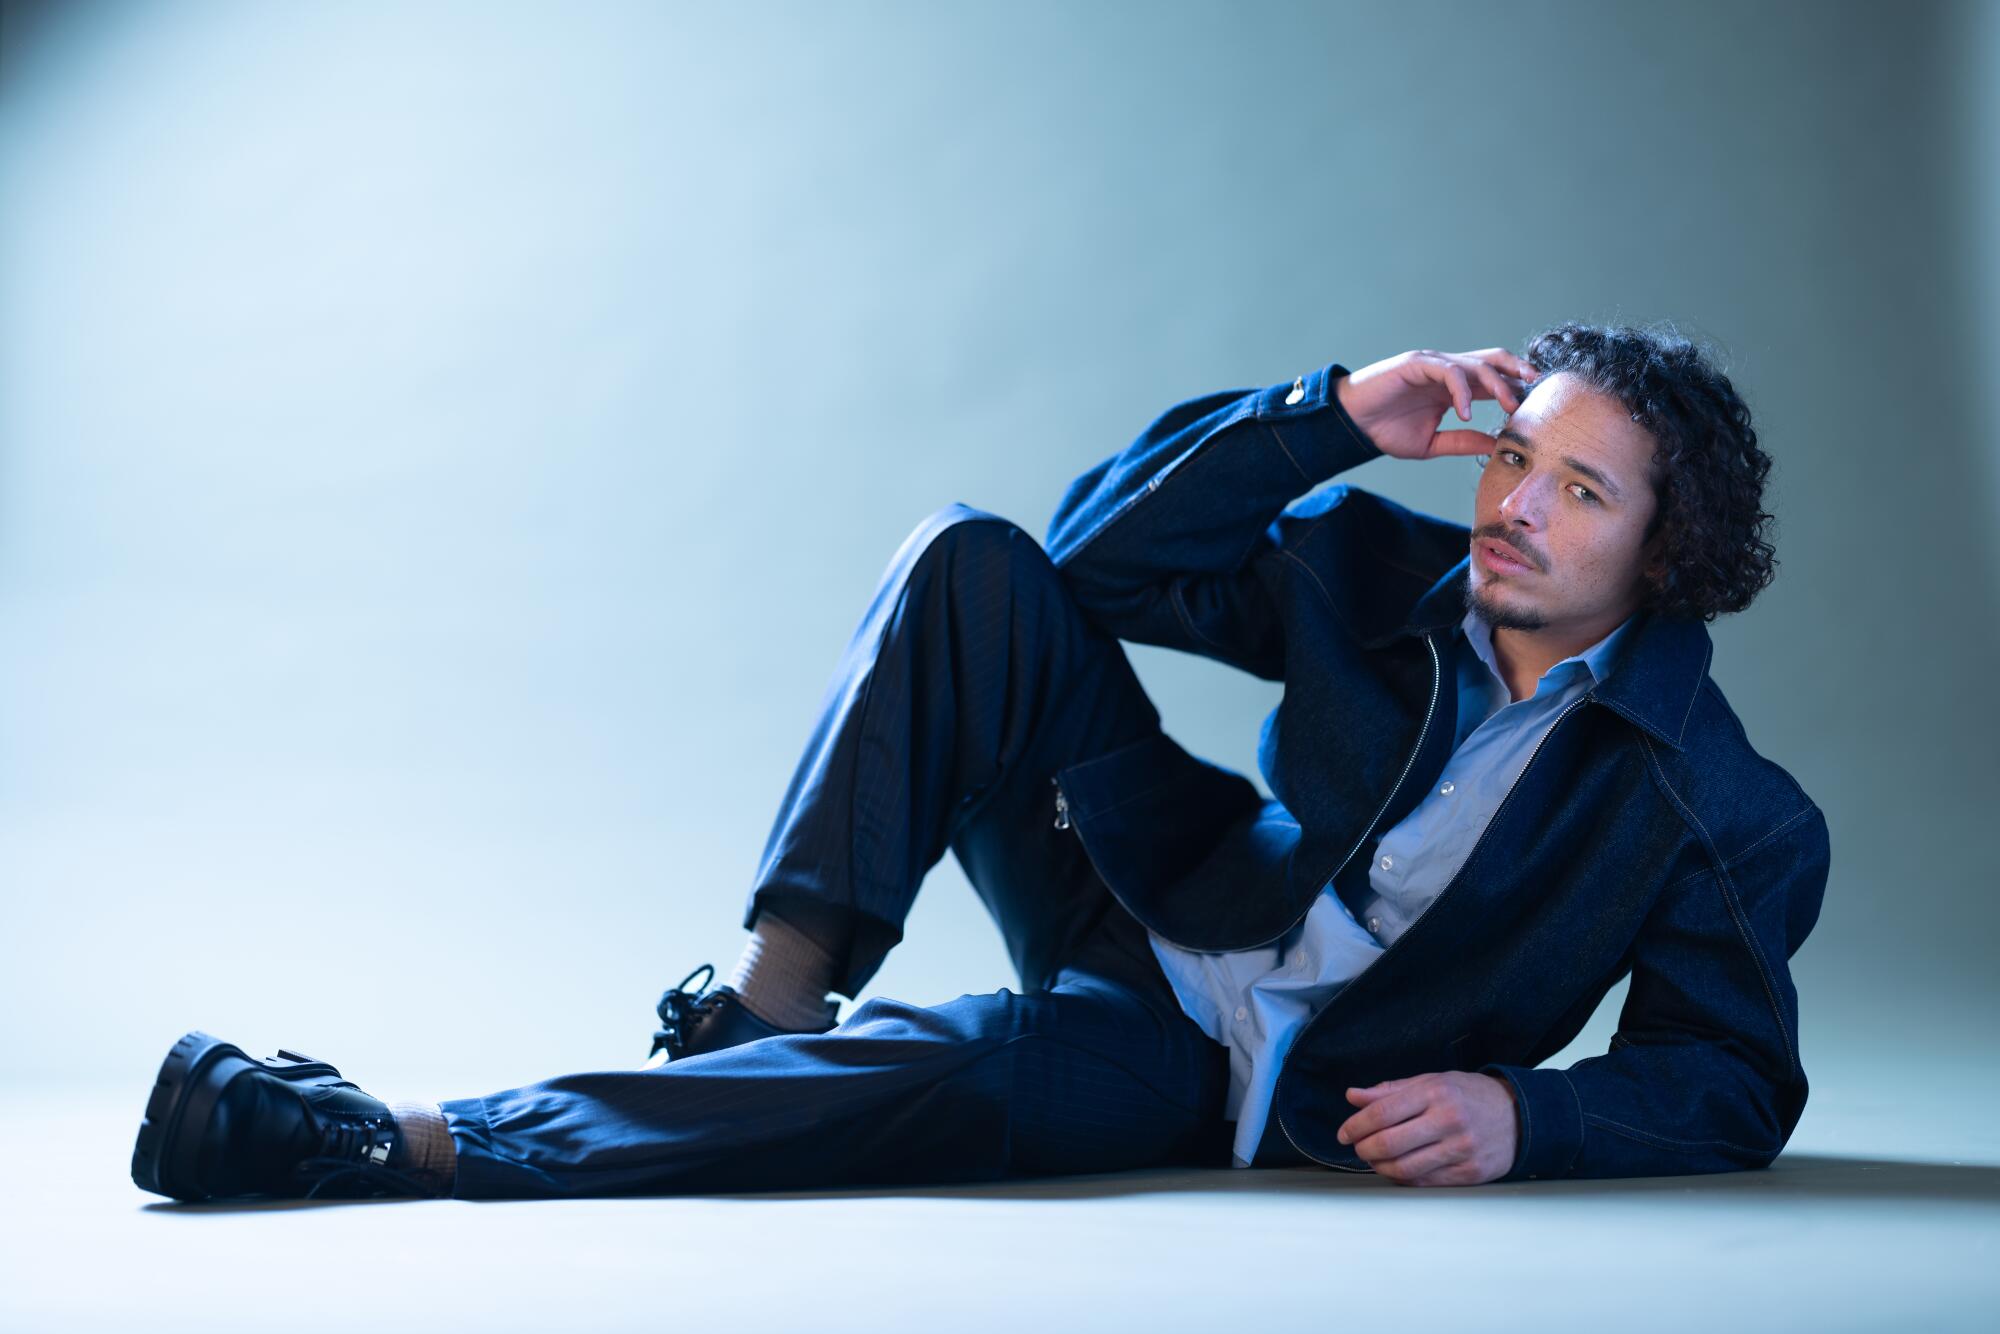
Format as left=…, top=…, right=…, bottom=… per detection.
left=1464, top=575, right=1548, bottom=631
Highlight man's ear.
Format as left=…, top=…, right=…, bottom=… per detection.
left=1634, top=523, right=1670, bottom=595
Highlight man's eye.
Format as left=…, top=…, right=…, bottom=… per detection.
left=1570, top=485, right=1597, bottom=504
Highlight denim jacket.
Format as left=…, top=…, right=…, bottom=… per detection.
left=1042, top=361, right=1831, bottom=1182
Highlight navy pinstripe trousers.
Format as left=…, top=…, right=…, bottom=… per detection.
left=440, top=505, right=1237, bottom=1199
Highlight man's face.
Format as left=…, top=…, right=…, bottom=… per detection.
left=1466, top=371, right=1663, bottom=635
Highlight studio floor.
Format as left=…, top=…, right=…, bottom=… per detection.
left=4, top=1050, right=1997, bottom=1334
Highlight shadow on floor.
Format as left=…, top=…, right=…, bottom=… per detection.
left=138, top=1153, right=2000, bottom=1212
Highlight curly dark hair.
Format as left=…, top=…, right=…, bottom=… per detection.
left=1520, top=320, right=1777, bottom=622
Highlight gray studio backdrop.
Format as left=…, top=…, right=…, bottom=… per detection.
left=2, top=0, right=1994, bottom=1107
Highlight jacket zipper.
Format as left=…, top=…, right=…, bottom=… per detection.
left=1300, top=632, right=1445, bottom=950
left=1052, top=634, right=1443, bottom=956
left=1274, top=687, right=1596, bottom=1171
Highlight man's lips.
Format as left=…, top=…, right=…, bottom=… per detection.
left=1476, top=538, right=1536, bottom=574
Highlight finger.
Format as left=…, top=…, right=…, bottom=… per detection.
left=1427, top=427, right=1496, bottom=458
left=1354, top=1115, right=1447, bottom=1165
left=1372, top=1140, right=1465, bottom=1187
left=1345, top=1077, right=1409, bottom=1103
left=1463, top=359, right=1525, bottom=412
left=1338, top=1087, right=1428, bottom=1144
left=1466, top=347, right=1540, bottom=383
left=1444, top=364, right=1472, bottom=421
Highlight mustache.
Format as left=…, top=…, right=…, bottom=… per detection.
left=1474, top=530, right=1541, bottom=569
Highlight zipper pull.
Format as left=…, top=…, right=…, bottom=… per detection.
left=1051, top=777, right=1072, bottom=831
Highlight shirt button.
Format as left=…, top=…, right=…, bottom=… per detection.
left=1367, top=916, right=1381, bottom=933
left=1294, top=953, right=1310, bottom=970
left=1234, top=1006, right=1248, bottom=1022
left=1285, top=376, right=1305, bottom=405
left=1380, top=854, right=1393, bottom=870
left=1440, top=781, right=1454, bottom=795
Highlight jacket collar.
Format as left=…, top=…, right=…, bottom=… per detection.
left=1373, top=555, right=1714, bottom=753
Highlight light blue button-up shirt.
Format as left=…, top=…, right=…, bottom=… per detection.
left=1147, top=604, right=1640, bottom=1167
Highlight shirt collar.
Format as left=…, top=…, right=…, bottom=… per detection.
left=1387, top=553, right=1717, bottom=752
left=1459, top=605, right=1638, bottom=693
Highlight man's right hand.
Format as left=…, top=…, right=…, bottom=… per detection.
left=1334, top=348, right=1540, bottom=462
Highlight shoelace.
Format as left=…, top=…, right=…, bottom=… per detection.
left=650, top=962, right=723, bottom=1061
left=293, top=1114, right=439, bottom=1201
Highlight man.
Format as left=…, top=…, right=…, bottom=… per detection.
left=131, top=323, right=1830, bottom=1201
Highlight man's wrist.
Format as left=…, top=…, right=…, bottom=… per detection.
left=1327, top=369, right=1382, bottom=458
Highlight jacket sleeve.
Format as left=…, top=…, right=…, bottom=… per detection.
left=1043, top=361, right=1383, bottom=680
left=1479, top=804, right=1832, bottom=1180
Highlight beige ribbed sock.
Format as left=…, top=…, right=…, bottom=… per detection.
left=727, top=910, right=839, bottom=1031
left=387, top=1100, right=457, bottom=1195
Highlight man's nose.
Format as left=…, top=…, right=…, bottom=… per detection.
left=1498, top=478, right=1550, bottom=525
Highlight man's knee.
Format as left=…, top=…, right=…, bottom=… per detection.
left=895, top=503, right=1054, bottom=587
left=911, top=502, right=1018, bottom=554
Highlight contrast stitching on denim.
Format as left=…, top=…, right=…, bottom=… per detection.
left=1513, top=1072, right=1535, bottom=1175
left=1251, top=477, right=1434, bottom=592
left=1274, top=494, right=1342, bottom=554
left=1639, top=734, right=1798, bottom=1080
left=1557, top=1069, right=1586, bottom=1173
left=1326, top=376, right=1381, bottom=458
left=1582, top=1111, right=1777, bottom=1158
left=1279, top=518, right=1443, bottom=642
left=1676, top=636, right=1713, bottom=746
left=1233, top=519, right=1272, bottom=571
left=1057, top=408, right=1255, bottom=564
left=1379, top=555, right=1451, bottom=583
left=1710, top=854, right=1799, bottom=1078
left=1278, top=549, right=1352, bottom=638
left=1659, top=806, right=1815, bottom=892
left=1266, top=421, right=1315, bottom=486
left=1166, top=580, right=1226, bottom=654
left=1704, top=679, right=1817, bottom=811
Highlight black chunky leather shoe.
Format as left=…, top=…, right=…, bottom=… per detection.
left=131, top=1031, right=442, bottom=1203
left=643, top=963, right=839, bottom=1068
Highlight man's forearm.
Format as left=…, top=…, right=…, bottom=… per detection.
left=1039, top=361, right=1381, bottom=675
left=1044, top=361, right=1379, bottom=576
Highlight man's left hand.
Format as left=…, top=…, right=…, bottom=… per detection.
left=1335, top=1072, right=1520, bottom=1186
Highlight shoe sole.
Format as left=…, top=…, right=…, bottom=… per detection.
left=131, top=1031, right=251, bottom=1201
left=131, top=1032, right=346, bottom=1202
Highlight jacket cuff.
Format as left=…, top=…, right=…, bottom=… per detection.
left=1478, top=1063, right=1584, bottom=1181
left=1250, top=361, right=1383, bottom=480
